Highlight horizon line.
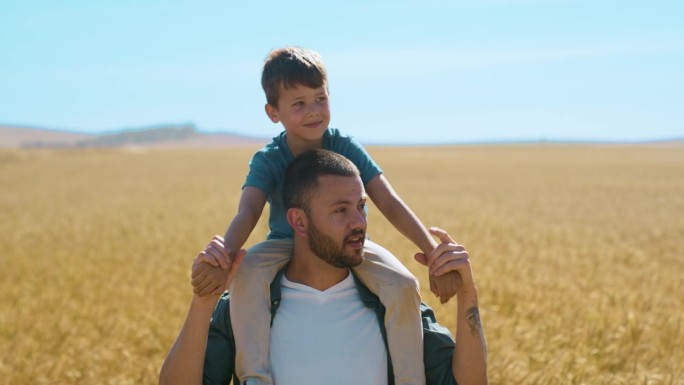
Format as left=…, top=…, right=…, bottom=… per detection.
left=1, top=122, right=682, bottom=146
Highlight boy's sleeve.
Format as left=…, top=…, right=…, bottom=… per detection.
left=203, top=294, right=236, bottom=385
left=336, top=134, right=383, bottom=186
left=243, top=151, right=273, bottom=194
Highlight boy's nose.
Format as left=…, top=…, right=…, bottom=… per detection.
left=307, top=102, right=322, bottom=116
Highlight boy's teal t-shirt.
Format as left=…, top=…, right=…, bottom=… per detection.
left=244, top=128, right=382, bottom=240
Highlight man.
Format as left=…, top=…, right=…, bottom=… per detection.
left=159, top=149, right=488, bottom=385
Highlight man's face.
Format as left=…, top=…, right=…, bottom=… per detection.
left=305, top=174, right=367, bottom=268
left=266, top=83, right=331, bottom=143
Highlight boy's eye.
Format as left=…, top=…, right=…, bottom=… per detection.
left=335, top=207, right=347, bottom=214
left=316, top=96, right=327, bottom=103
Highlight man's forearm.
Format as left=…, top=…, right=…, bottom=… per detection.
left=159, top=296, right=217, bottom=385
left=452, top=289, right=488, bottom=385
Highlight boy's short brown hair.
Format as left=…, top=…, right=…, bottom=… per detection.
left=261, top=47, right=328, bottom=107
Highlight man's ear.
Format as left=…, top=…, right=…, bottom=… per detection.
left=286, top=207, right=307, bottom=237
left=265, top=103, right=280, bottom=123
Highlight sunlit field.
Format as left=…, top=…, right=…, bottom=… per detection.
left=1, top=144, right=682, bottom=384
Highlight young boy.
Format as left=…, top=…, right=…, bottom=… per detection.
left=193, top=47, right=460, bottom=385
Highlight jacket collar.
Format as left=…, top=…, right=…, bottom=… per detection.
left=269, top=265, right=383, bottom=320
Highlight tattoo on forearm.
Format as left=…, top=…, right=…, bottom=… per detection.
left=466, top=304, right=482, bottom=338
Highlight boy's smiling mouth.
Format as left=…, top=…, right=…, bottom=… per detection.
left=303, top=121, right=323, bottom=128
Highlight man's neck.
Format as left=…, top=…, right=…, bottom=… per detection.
left=285, top=244, right=350, bottom=291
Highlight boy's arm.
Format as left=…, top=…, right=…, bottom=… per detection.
left=365, top=174, right=459, bottom=301
left=365, top=174, right=436, bottom=255
left=193, top=186, right=267, bottom=296
left=223, top=186, right=267, bottom=258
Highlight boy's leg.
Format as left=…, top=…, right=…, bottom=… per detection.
left=229, top=238, right=293, bottom=385
left=354, top=240, right=426, bottom=385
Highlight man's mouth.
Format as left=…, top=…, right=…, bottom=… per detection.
left=346, top=233, right=365, bottom=249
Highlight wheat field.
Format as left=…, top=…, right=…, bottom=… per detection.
left=1, top=144, right=682, bottom=384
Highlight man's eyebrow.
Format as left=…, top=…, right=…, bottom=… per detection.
left=329, top=199, right=352, bottom=207
left=328, top=195, right=367, bottom=207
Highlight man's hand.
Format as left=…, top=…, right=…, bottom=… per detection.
left=191, top=236, right=246, bottom=297
left=415, top=227, right=475, bottom=302
left=419, top=229, right=486, bottom=384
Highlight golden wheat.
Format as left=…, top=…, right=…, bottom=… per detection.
left=1, top=144, right=682, bottom=384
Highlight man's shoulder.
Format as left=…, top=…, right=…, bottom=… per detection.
left=420, top=302, right=457, bottom=385
left=420, top=303, right=453, bottom=338
left=210, top=292, right=232, bottom=328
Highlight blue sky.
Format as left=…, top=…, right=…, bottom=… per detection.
left=1, top=0, right=682, bottom=144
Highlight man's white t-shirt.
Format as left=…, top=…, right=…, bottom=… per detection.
left=268, top=272, right=388, bottom=385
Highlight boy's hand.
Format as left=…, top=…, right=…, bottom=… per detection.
left=429, top=273, right=460, bottom=304
left=419, top=261, right=458, bottom=303
left=192, top=264, right=229, bottom=296
left=191, top=236, right=246, bottom=296
left=416, top=227, right=470, bottom=303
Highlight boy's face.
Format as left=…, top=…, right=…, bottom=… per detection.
left=265, top=83, right=330, bottom=142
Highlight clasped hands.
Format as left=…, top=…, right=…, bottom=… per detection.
left=190, top=228, right=473, bottom=302
left=418, top=227, right=474, bottom=303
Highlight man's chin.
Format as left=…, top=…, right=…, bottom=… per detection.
left=333, top=252, right=363, bottom=268
left=346, top=245, right=365, bottom=262
left=347, top=251, right=365, bottom=267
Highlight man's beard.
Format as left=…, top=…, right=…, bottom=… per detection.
left=306, top=218, right=365, bottom=268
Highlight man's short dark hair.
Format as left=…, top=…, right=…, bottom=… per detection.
left=261, top=47, right=328, bottom=107
left=283, top=149, right=360, bottom=214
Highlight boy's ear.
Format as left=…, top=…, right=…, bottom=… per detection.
left=286, top=207, right=308, bottom=237
left=265, top=103, right=280, bottom=124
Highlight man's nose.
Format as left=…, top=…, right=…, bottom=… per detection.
left=349, top=208, right=367, bottom=229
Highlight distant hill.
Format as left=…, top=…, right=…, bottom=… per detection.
left=0, top=125, right=91, bottom=148
left=0, top=124, right=267, bottom=149
left=2, top=124, right=682, bottom=148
